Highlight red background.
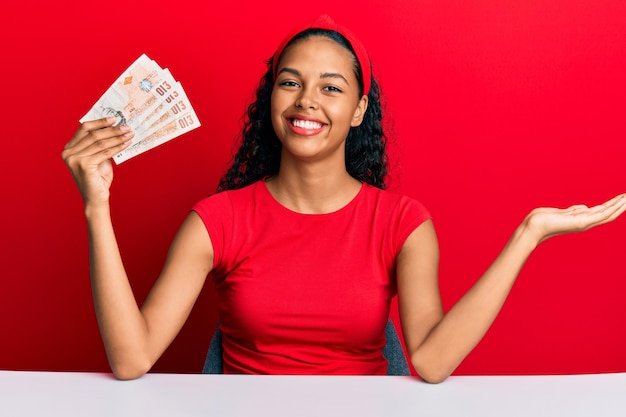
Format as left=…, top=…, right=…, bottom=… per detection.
left=1, top=0, right=624, bottom=376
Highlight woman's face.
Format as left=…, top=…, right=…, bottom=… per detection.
left=271, top=36, right=368, bottom=164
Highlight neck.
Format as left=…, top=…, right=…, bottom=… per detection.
left=266, top=157, right=362, bottom=214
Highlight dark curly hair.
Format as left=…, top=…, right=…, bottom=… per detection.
left=217, top=28, right=389, bottom=192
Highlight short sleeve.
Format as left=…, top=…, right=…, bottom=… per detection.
left=191, top=192, right=233, bottom=269
left=393, top=196, right=432, bottom=255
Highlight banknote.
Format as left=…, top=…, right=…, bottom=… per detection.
left=80, top=54, right=201, bottom=163
left=113, top=105, right=201, bottom=164
left=80, top=55, right=176, bottom=133
left=134, top=81, right=192, bottom=139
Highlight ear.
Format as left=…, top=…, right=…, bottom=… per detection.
left=350, top=95, right=369, bottom=127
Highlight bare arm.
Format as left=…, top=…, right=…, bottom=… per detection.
left=397, top=195, right=626, bottom=384
left=63, top=118, right=213, bottom=379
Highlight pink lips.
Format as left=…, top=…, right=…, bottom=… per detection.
left=287, top=115, right=327, bottom=136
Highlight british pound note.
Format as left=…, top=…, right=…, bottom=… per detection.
left=134, top=81, right=192, bottom=139
left=81, top=55, right=173, bottom=129
left=80, top=54, right=201, bottom=163
left=113, top=105, right=201, bottom=164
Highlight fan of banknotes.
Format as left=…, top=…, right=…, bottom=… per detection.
left=80, top=54, right=201, bottom=164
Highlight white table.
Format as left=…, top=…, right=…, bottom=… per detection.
left=1, top=370, right=624, bottom=416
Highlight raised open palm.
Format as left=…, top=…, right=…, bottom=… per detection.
left=525, top=193, right=626, bottom=245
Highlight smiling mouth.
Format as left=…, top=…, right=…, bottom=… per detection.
left=289, top=118, right=325, bottom=129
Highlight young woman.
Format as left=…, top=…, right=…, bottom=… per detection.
left=62, top=15, right=626, bottom=382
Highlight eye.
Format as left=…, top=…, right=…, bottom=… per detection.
left=323, top=85, right=343, bottom=93
left=279, top=80, right=300, bottom=88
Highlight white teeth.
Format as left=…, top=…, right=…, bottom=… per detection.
left=292, top=119, right=323, bottom=129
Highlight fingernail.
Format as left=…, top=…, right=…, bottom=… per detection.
left=124, top=132, right=134, bottom=138
left=120, top=125, right=130, bottom=132
left=106, top=117, right=117, bottom=124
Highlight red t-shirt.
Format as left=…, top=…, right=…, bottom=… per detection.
left=192, top=181, right=431, bottom=374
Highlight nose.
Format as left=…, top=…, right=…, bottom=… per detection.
left=295, top=86, right=318, bottom=110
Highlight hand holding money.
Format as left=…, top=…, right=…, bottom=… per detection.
left=61, top=119, right=134, bottom=206
left=80, top=54, right=201, bottom=163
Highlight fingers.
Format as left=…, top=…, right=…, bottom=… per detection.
left=599, top=193, right=626, bottom=209
left=583, top=193, right=626, bottom=228
left=527, top=194, right=626, bottom=244
left=534, top=194, right=626, bottom=218
left=65, top=117, right=117, bottom=149
left=62, top=118, right=135, bottom=166
left=566, top=204, right=589, bottom=212
left=559, top=194, right=626, bottom=234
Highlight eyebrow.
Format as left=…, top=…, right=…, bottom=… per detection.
left=278, top=67, right=350, bottom=85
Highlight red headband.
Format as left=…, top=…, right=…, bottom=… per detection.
left=272, top=15, right=372, bottom=97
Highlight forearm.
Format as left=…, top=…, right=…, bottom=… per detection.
left=85, top=203, right=151, bottom=379
left=412, top=222, right=538, bottom=383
